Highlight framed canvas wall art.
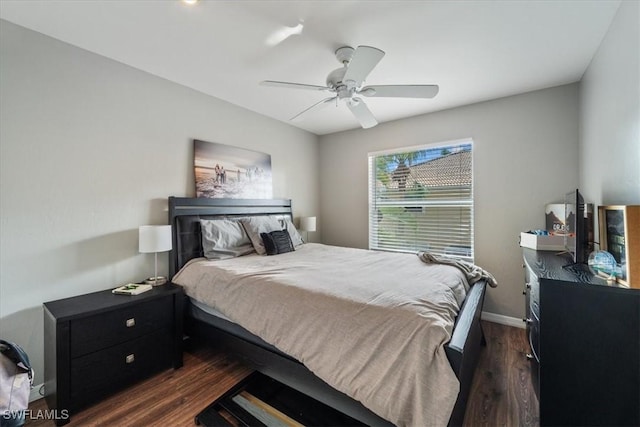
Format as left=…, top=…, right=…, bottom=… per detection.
left=194, top=140, right=273, bottom=199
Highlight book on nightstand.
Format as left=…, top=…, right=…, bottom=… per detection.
left=112, top=283, right=153, bottom=295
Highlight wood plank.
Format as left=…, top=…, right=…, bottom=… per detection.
left=237, top=391, right=305, bottom=427
left=26, top=321, right=538, bottom=426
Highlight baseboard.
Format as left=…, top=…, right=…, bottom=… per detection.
left=481, top=311, right=525, bottom=329
left=30, top=383, right=44, bottom=402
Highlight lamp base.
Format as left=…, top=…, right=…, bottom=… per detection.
left=144, top=276, right=167, bottom=286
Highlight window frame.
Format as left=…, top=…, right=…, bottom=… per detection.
left=367, top=138, right=474, bottom=261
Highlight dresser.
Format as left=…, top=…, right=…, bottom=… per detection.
left=523, top=249, right=640, bottom=426
left=43, top=284, right=183, bottom=425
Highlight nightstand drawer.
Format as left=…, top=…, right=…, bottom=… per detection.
left=70, top=328, right=172, bottom=408
left=70, top=296, right=172, bottom=357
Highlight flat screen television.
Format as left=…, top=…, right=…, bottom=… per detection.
left=564, top=189, right=590, bottom=266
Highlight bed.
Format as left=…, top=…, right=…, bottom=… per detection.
left=168, top=196, right=488, bottom=427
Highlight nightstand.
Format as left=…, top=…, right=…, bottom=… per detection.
left=43, top=284, right=183, bottom=426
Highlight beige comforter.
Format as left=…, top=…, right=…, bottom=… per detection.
left=172, top=243, right=470, bottom=426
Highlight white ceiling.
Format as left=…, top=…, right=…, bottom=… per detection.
left=0, top=1, right=621, bottom=135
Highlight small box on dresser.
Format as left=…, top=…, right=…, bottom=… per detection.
left=43, top=284, right=183, bottom=426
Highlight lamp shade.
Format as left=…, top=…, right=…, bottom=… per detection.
left=139, top=225, right=172, bottom=253
left=299, top=217, right=317, bottom=233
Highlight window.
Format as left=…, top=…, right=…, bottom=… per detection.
left=368, top=140, right=473, bottom=261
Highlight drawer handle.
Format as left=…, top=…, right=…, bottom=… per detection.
left=126, top=318, right=135, bottom=328
left=125, top=354, right=135, bottom=364
left=525, top=353, right=534, bottom=360
left=522, top=318, right=532, bottom=324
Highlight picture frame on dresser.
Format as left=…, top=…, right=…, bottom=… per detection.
left=598, top=205, right=640, bottom=288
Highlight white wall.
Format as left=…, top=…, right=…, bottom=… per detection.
left=319, top=84, right=580, bottom=319
left=0, top=20, right=319, bottom=386
left=580, top=0, right=639, bottom=207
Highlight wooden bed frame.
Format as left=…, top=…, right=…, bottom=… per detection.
left=168, top=196, right=487, bottom=427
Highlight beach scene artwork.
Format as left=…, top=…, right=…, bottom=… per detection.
left=194, top=140, right=272, bottom=199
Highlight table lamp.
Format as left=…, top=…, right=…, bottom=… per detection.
left=299, top=216, right=317, bottom=243
left=139, top=225, right=172, bottom=286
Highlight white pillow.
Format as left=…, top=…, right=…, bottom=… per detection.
left=282, top=217, right=304, bottom=247
left=201, top=219, right=255, bottom=259
left=240, top=216, right=284, bottom=255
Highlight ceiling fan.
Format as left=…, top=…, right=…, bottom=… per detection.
left=261, top=45, right=439, bottom=129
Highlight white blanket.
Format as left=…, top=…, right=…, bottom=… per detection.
left=173, top=243, right=470, bottom=426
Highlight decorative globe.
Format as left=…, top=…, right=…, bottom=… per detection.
left=587, top=250, right=617, bottom=277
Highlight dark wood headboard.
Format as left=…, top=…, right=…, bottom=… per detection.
left=168, top=197, right=293, bottom=278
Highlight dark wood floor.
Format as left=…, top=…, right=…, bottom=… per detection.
left=26, top=321, right=538, bottom=426
left=464, top=321, right=539, bottom=427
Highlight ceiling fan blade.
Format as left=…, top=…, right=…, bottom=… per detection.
left=360, top=85, right=440, bottom=99
left=347, top=97, right=378, bottom=129
left=291, top=97, right=337, bottom=122
left=342, top=46, right=385, bottom=85
left=261, top=80, right=331, bottom=91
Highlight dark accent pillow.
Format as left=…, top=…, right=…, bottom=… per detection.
left=260, top=230, right=295, bottom=255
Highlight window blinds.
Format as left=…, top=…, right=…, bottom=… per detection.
left=368, top=141, right=474, bottom=261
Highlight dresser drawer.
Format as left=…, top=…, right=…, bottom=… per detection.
left=70, top=296, right=172, bottom=357
left=69, top=328, right=172, bottom=408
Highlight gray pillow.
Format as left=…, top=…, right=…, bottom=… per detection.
left=282, top=217, right=304, bottom=247
left=200, top=219, right=255, bottom=259
left=240, top=216, right=283, bottom=255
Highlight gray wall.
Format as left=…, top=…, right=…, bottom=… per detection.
left=0, top=20, right=319, bottom=386
left=580, top=0, right=639, bottom=208
left=319, top=84, right=580, bottom=319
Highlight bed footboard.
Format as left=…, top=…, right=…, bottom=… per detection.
left=445, top=280, right=487, bottom=426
